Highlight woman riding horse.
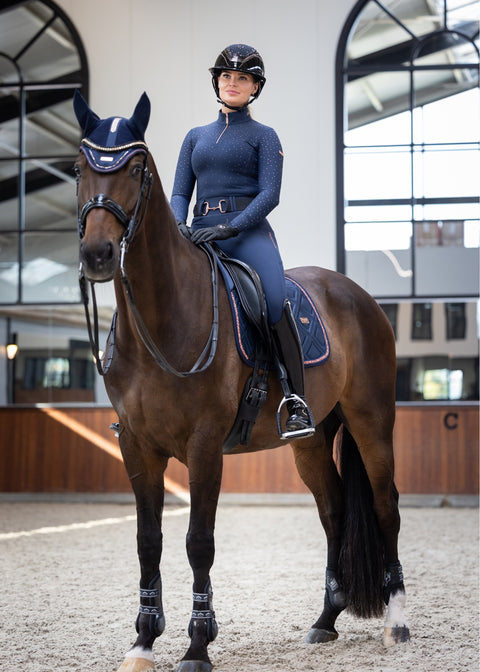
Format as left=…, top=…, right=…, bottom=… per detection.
left=171, top=43, right=314, bottom=437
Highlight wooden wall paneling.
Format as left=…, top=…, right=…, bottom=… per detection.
left=393, top=406, right=479, bottom=495
left=0, top=405, right=478, bottom=495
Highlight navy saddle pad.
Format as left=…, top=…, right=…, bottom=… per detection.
left=219, top=263, right=330, bottom=368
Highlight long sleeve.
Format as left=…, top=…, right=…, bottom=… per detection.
left=228, top=125, right=283, bottom=231
left=170, top=130, right=196, bottom=223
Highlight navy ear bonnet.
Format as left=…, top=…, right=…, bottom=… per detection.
left=74, top=90, right=151, bottom=172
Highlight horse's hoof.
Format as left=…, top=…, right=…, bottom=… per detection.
left=177, top=661, right=212, bottom=672
left=383, top=625, right=410, bottom=647
left=117, top=656, right=156, bottom=672
left=305, top=627, right=339, bottom=643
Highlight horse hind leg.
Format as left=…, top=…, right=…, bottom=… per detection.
left=360, top=457, right=410, bottom=647
left=340, top=422, right=410, bottom=646
left=292, top=415, right=347, bottom=643
left=383, top=558, right=410, bottom=647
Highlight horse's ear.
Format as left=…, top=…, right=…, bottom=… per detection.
left=73, top=89, right=100, bottom=135
left=129, top=92, right=151, bottom=140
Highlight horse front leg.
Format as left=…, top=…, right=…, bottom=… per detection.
left=178, top=444, right=223, bottom=672
left=117, top=430, right=168, bottom=672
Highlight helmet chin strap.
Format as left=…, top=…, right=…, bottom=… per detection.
left=217, top=96, right=256, bottom=111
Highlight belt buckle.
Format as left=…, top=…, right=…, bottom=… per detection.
left=202, top=198, right=227, bottom=215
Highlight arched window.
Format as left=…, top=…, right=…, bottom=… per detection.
left=336, top=0, right=479, bottom=402
left=0, top=1, right=97, bottom=406
left=0, top=0, right=88, bottom=304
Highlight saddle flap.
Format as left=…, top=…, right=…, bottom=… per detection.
left=216, top=252, right=271, bottom=344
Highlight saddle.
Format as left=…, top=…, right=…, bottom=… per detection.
left=212, top=246, right=329, bottom=453
left=216, top=251, right=271, bottom=346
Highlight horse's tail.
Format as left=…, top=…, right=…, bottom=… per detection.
left=337, top=426, right=385, bottom=618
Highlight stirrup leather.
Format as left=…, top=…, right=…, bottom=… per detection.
left=276, top=393, right=315, bottom=440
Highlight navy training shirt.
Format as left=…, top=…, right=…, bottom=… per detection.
left=171, top=107, right=284, bottom=231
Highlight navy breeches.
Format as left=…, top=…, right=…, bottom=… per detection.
left=191, top=214, right=286, bottom=324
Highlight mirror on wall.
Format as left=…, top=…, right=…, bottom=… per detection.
left=1, top=298, right=114, bottom=406
left=379, top=300, right=479, bottom=402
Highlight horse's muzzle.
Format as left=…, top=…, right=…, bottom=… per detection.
left=80, top=239, right=118, bottom=282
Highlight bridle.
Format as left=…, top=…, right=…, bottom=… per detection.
left=77, top=152, right=153, bottom=244
left=77, top=151, right=220, bottom=378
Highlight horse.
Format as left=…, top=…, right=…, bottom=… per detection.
left=74, top=91, right=410, bottom=672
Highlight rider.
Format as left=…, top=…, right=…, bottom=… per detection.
left=170, top=43, right=314, bottom=437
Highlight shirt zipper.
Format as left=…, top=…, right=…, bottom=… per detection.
left=216, top=112, right=229, bottom=144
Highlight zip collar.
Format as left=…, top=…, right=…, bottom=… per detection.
left=215, top=107, right=251, bottom=143
left=216, top=107, right=251, bottom=125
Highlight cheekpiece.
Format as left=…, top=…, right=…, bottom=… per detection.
left=73, top=89, right=151, bottom=173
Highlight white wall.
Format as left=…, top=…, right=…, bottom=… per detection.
left=57, top=0, right=355, bottom=271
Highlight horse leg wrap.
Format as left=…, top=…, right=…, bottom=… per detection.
left=383, top=561, right=405, bottom=605
left=325, top=567, right=347, bottom=612
left=308, top=568, right=347, bottom=638
left=188, top=579, right=218, bottom=643
left=136, top=572, right=166, bottom=638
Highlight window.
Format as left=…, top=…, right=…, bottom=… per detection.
left=445, top=302, right=466, bottom=339
left=337, top=0, right=479, bottom=403
left=0, top=0, right=88, bottom=305
left=0, top=2, right=101, bottom=406
left=380, top=303, right=398, bottom=338
left=411, top=302, right=432, bottom=340
left=336, top=0, right=479, bottom=299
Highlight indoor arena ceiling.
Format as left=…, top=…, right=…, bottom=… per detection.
left=346, top=0, right=480, bottom=128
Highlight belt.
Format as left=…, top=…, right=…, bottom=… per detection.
left=194, top=196, right=254, bottom=217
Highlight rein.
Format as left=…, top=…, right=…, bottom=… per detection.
left=78, top=158, right=220, bottom=378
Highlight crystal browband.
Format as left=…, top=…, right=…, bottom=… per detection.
left=81, top=138, right=148, bottom=153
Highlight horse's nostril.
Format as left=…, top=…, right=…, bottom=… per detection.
left=98, top=242, right=114, bottom=264
left=81, top=240, right=116, bottom=277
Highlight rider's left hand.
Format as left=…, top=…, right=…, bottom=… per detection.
left=191, top=224, right=239, bottom=245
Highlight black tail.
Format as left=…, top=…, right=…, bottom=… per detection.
left=337, top=426, right=385, bottom=618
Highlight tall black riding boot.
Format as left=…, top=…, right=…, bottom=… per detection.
left=271, top=300, right=315, bottom=438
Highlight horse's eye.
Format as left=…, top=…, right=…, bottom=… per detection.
left=130, top=164, right=143, bottom=179
left=73, top=163, right=82, bottom=178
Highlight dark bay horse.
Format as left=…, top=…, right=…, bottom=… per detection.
left=74, top=92, right=410, bottom=672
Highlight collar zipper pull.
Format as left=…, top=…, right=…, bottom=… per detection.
left=216, top=112, right=229, bottom=144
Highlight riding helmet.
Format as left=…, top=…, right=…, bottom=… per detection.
left=209, top=44, right=266, bottom=102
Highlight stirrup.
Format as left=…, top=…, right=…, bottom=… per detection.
left=276, top=394, right=315, bottom=440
